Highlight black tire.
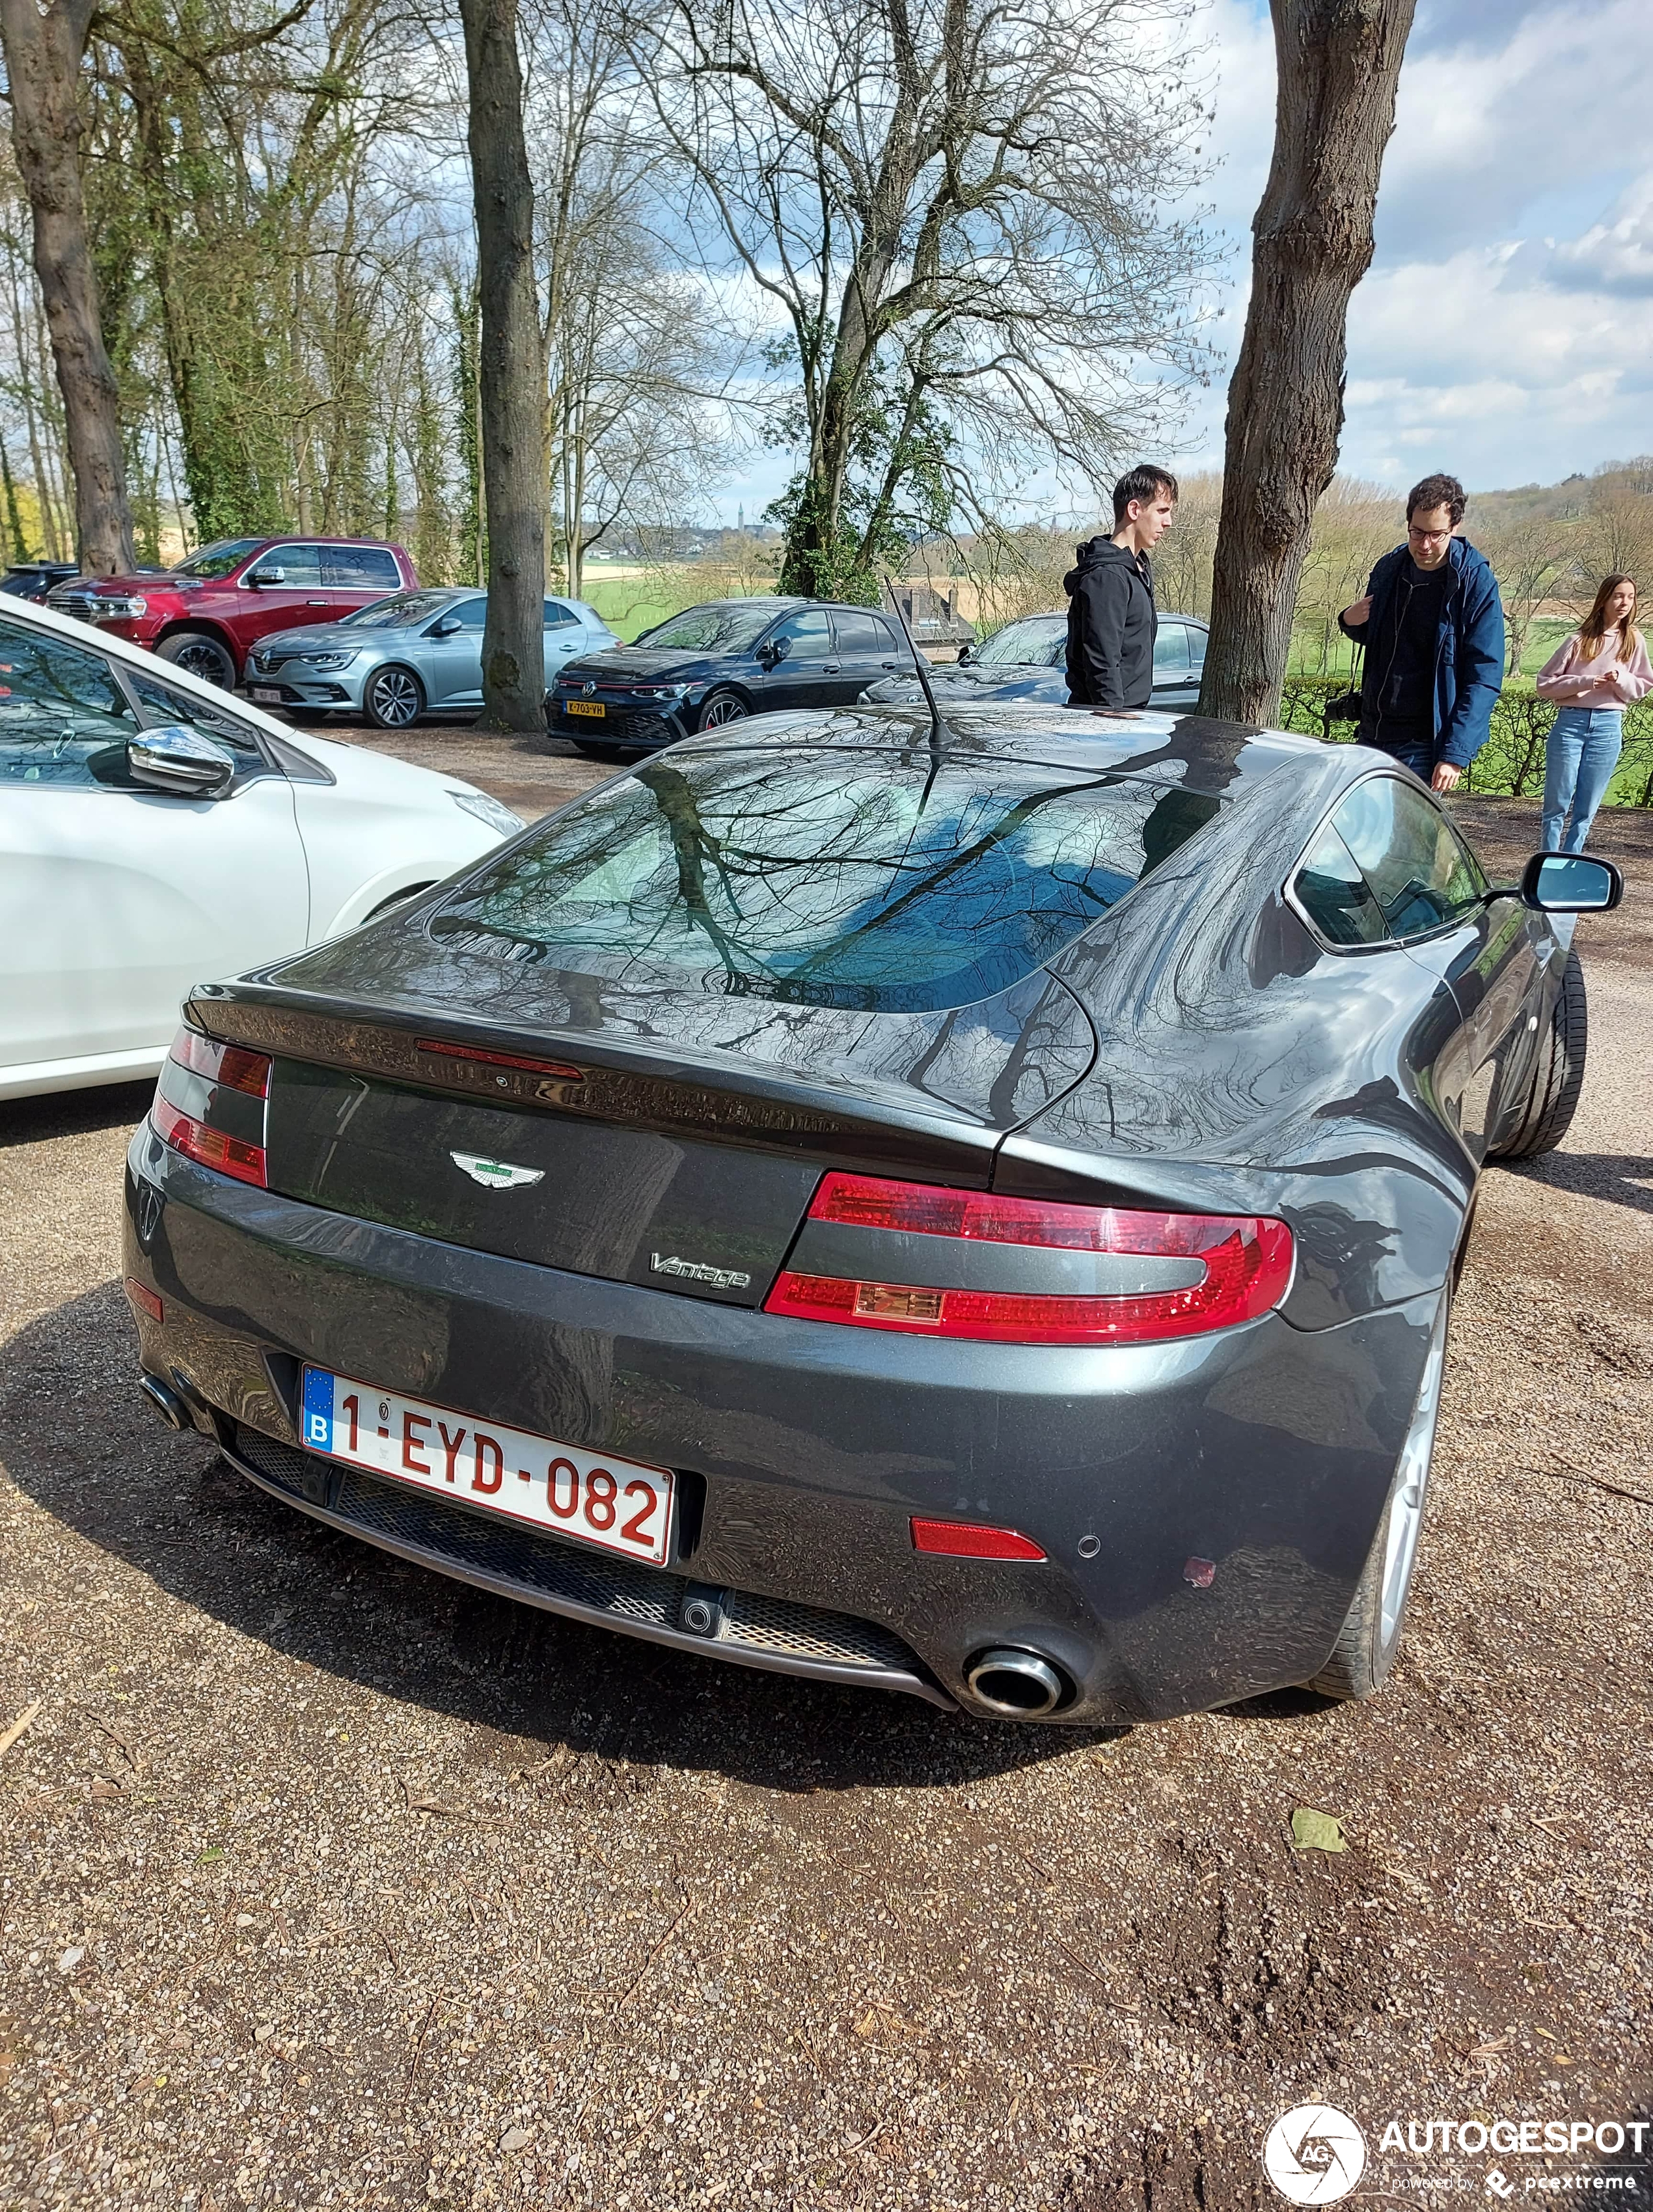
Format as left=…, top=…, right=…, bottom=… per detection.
left=283, top=706, right=336, bottom=726
left=1488, top=948, right=1587, bottom=1161
left=156, top=629, right=237, bottom=689
left=362, top=664, right=425, bottom=730
left=1307, top=1293, right=1449, bottom=1702
left=696, top=688, right=748, bottom=732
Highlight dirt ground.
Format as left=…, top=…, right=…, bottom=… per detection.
left=3, top=725, right=1651, bottom=2211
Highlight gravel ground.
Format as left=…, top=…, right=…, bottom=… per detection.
left=3, top=730, right=1651, bottom=2210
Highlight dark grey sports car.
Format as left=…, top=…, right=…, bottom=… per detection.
left=122, top=705, right=1619, bottom=1724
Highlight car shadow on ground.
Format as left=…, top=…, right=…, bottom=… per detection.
left=1, top=1279, right=1130, bottom=1795
left=0, top=1079, right=155, bottom=1151
left=1510, top=1150, right=1653, bottom=1215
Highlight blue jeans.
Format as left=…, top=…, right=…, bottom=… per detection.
left=1542, top=708, right=1622, bottom=852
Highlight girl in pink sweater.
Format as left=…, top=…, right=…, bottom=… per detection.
left=1536, top=574, right=1651, bottom=851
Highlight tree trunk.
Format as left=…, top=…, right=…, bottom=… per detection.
left=0, top=0, right=135, bottom=573
left=459, top=0, right=545, bottom=733
left=1199, top=0, right=1415, bottom=726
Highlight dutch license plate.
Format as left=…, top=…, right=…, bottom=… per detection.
left=565, top=699, right=605, bottom=718
left=299, top=1368, right=674, bottom=1565
left=250, top=687, right=284, bottom=704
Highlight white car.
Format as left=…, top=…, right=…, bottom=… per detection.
left=0, top=592, right=525, bottom=1101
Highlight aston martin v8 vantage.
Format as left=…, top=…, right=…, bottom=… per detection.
left=122, top=705, right=1617, bottom=1722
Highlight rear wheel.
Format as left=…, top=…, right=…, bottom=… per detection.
left=696, top=688, right=748, bottom=731
left=1488, top=949, right=1587, bottom=1161
left=1307, top=1293, right=1449, bottom=1702
left=156, top=629, right=236, bottom=689
left=363, top=664, right=424, bottom=730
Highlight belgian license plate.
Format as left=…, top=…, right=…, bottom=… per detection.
left=250, top=687, right=284, bottom=704
left=565, top=699, right=605, bottom=718
left=299, top=1368, right=674, bottom=1565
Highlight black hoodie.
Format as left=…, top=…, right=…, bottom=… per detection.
left=1064, top=536, right=1156, bottom=708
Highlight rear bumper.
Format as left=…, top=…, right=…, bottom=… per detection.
left=125, top=1120, right=1439, bottom=1724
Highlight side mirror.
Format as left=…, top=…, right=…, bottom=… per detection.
left=430, top=616, right=464, bottom=637
left=247, top=565, right=286, bottom=587
left=761, top=637, right=789, bottom=665
left=1520, top=851, right=1624, bottom=913
left=128, top=724, right=238, bottom=799
left=957, top=642, right=973, bottom=665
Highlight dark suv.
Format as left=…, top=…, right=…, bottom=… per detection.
left=48, top=535, right=417, bottom=688
left=549, top=596, right=914, bottom=754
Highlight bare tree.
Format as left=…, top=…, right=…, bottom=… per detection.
left=1199, top=0, right=1415, bottom=726
left=637, top=0, right=1209, bottom=599
left=459, top=0, right=547, bottom=730
left=0, top=0, right=136, bottom=568
left=1482, top=510, right=1572, bottom=676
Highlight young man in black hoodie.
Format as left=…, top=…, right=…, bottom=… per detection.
left=1065, top=465, right=1178, bottom=710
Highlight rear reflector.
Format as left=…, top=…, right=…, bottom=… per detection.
left=911, top=1517, right=1046, bottom=1562
left=124, top=1278, right=163, bottom=1323
left=169, top=1025, right=270, bottom=1098
left=154, top=1096, right=267, bottom=1187
left=417, top=1038, right=583, bottom=1083
left=765, top=1175, right=1294, bottom=1345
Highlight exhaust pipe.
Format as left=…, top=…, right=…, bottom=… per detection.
left=964, top=1647, right=1069, bottom=1718
left=137, top=1373, right=191, bottom=1432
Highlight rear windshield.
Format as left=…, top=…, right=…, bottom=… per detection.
left=429, top=749, right=1223, bottom=1012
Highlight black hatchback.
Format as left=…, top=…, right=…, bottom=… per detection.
left=550, top=596, right=914, bottom=755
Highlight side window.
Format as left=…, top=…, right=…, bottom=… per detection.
left=769, top=609, right=834, bottom=657
left=1292, top=822, right=1389, bottom=947
left=323, top=545, right=400, bottom=588
left=0, top=620, right=137, bottom=787
left=1185, top=625, right=1208, bottom=670
left=1153, top=624, right=1188, bottom=676
left=1333, top=777, right=1486, bottom=941
left=257, top=544, right=323, bottom=585
left=834, top=611, right=884, bottom=654
left=124, top=668, right=265, bottom=764
left=454, top=597, right=487, bottom=629
left=543, top=600, right=579, bottom=629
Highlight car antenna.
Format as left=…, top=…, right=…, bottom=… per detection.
left=881, top=574, right=952, bottom=754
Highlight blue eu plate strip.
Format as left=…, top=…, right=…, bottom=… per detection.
left=301, top=1368, right=335, bottom=1454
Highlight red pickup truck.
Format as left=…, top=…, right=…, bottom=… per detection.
left=47, top=534, right=417, bottom=688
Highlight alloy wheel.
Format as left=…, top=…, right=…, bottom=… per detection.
left=167, top=637, right=234, bottom=687
left=368, top=669, right=422, bottom=728
left=699, top=693, right=748, bottom=729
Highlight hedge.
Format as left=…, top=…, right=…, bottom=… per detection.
left=1272, top=674, right=1653, bottom=806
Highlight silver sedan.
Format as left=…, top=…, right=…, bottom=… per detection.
left=242, top=588, right=617, bottom=729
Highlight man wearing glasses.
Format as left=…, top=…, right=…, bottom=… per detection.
left=1339, top=472, right=1505, bottom=792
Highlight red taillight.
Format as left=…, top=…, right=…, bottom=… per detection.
left=764, top=1174, right=1294, bottom=1345
left=154, top=1096, right=267, bottom=1187
left=911, top=1517, right=1046, bottom=1562
left=169, top=1025, right=270, bottom=1098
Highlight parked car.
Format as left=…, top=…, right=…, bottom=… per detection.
left=245, top=588, right=617, bottom=729
left=861, top=609, right=1209, bottom=712
left=46, top=535, right=417, bottom=690
left=2, top=560, right=81, bottom=603
left=122, top=696, right=1617, bottom=1723
left=0, top=592, right=523, bottom=1102
left=549, top=596, right=914, bottom=754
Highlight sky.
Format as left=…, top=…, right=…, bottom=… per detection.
left=709, top=0, right=1653, bottom=523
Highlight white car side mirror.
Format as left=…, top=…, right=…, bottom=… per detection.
left=128, top=724, right=238, bottom=799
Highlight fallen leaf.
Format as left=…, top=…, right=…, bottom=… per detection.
left=1291, top=1808, right=1347, bottom=1853
left=57, top=1947, right=84, bottom=1974
left=500, top=2126, right=536, bottom=2153
left=0, top=1701, right=42, bottom=1759
left=89, top=1779, right=124, bottom=1801
left=853, top=2008, right=878, bottom=2038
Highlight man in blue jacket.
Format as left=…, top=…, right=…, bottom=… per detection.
left=1339, top=473, right=1505, bottom=792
